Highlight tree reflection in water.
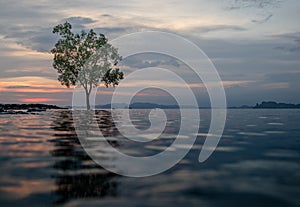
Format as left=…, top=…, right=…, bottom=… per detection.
left=49, top=110, right=120, bottom=204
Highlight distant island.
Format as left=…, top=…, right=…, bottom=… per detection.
left=253, top=101, right=300, bottom=109
left=95, top=102, right=180, bottom=109
left=92, top=101, right=300, bottom=109
left=1, top=101, right=300, bottom=114
left=0, top=104, right=65, bottom=114
left=228, top=101, right=300, bottom=109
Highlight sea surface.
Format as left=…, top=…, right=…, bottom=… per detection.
left=0, top=109, right=299, bottom=207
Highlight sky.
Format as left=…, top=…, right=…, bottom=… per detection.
left=0, top=0, right=299, bottom=106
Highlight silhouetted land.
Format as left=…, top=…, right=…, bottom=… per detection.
left=227, top=101, right=300, bottom=109
left=2, top=101, right=300, bottom=112
left=94, top=101, right=300, bottom=109
left=94, top=102, right=180, bottom=109
left=0, top=103, right=65, bottom=114
left=253, top=101, right=300, bottom=109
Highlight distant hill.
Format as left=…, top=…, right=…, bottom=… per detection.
left=228, top=105, right=253, bottom=109
left=129, top=102, right=179, bottom=109
left=0, top=103, right=65, bottom=111
left=253, top=101, right=300, bottom=109
left=94, top=102, right=180, bottom=109
left=69, top=101, right=300, bottom=109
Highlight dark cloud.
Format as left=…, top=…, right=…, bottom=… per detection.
left=2, top=16, right=98, bottom=53
left=252, top=14, right=273, bottom=24
left=188, top=25, right=246, bottom=34
left=0, top=1, right=63, bottom=23
left=121, top=53, right=181, bottom=69
left=272, top=32, right=300, bottom=52
left=225, top=0, right=282, bottom=24
left=94, top=25, right=160, bottom=40
left=95, top=26, right=133, bottom=34
left=226, top=0, right=282, bottom=10
left=4, top=86, right=31, bottom=89
left=101, top=14, right=112, bottom=17
left=2, top=26, right=57, bottom=52
left=264, top=72, right=300, bottom=83
left=64, top=16, right=96, bottom=29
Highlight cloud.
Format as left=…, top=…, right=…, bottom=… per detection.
left=101, top=14, right=112, bottom=17
left=121, top=53, right=181, bottom=69
left=19, top=97, right=63, bottom=103
left=95, top=26, right=135, bottom=36
left=1, top=26, right=57, bottom=53
left=272, top=32, right=300, bottom=52
left=225, top=0, right=282, bottom=25
left=252, top=14, right=273, bottom=24
left=226, top=0, right=283, bottom=10
left=262, top=82, right=289, bottom=89
left=5, top=85, right=31, bottom=89
left=187, top=25, right=247, bottom=34
left=2, top=16, right=98, bottom=53
left=0, top=0, right=63, bottom=24
left=264, top=72, right=300, bottom=83
left=64, top=16, right=96, bottom=29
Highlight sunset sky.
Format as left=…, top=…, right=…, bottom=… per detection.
left=0, top=0, right=299, bottom=106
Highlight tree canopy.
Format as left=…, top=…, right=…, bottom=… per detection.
left=51, top=22, right=123, bottom=109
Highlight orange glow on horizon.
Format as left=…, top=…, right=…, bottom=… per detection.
left=0, top=76, right=73, bottom=95
left=20, top=98, right=61, bottom=103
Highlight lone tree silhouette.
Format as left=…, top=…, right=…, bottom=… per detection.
left=51, top=22, right=123, bottom=110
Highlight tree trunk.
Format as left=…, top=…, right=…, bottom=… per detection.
left=85, top=91, right=91, bottom=110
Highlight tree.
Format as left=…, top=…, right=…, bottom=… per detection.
left=51, top=22, right=123, bottom=110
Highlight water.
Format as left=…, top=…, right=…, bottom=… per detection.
left=0, top=109, right=299, bottom=207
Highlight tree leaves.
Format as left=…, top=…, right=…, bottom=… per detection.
left=51, top=22, right=124, bottom=109
left=102, top=68, right=124, bottom=87
left=51, top=21, right=124, bottom=91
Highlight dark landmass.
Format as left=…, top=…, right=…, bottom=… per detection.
left=0, top=103, right=65, bottom=110
left=94, top=102, right=192, bottom=109
left=0, top=103, right=66, bottom=114
left=2, top=101, right=298, bottom=115
left=229, top=101, right=300, bottom=109
left=128, top=102, right=179, bottom=109
left=99, top=101, right=300, bottom=109
left=72, top=102, right=181, bottom=109
left=42, top=101, right=300, bottom=110
left=228, top=105, right=253, bottom=109
left=253, top=101, right=300, bottom=109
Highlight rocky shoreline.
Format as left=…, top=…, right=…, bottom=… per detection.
left=0, top=104, right=65, bottom=115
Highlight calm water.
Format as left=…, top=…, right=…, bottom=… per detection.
left=0, top=109, right=299, bottom=207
